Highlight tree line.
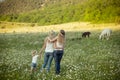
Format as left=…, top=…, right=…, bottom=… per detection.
left=0, top=0, right=120, bottom=25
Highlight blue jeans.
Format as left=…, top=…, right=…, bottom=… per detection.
left=41, top=52, right=53, bottom=71
left=53, top=50, right=63, bottom=74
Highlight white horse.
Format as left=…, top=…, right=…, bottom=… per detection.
left=99, top=28, right=112, bottom=40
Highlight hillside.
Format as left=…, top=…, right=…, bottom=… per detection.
left=0, top=0, right=85, bottom=15
left=0, top=0, right=45, bottom=14
left=0, top=0, right=120, bottom=25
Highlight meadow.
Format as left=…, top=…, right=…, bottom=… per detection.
left=0, top=22, right=120, bottom=80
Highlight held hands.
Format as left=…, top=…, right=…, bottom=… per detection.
left=32, top=50, right=37, bottom=54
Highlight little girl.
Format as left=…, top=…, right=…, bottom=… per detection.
left=31, top=50, right=40, bottom=74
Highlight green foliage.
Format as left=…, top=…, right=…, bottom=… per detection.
left=0, top=0, right=120, bottom=25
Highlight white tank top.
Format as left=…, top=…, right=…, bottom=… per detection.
left=32, top=55, right=39, bottom=63
left=45, top=41, right=54, bottom=52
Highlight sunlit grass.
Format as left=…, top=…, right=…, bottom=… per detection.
left=0, top=21, right=120, bottom=33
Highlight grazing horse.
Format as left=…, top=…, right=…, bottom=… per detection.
left=82, top=32, right=91, bottom=38
left=99, top=28, right=112, bottom=40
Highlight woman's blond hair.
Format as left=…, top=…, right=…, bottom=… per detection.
left=48, top=30, right=55, bottom=39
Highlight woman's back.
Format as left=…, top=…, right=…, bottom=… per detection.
left=56, top=41, right=63, bottom=48
left=54, top=30, right=65, bottom=49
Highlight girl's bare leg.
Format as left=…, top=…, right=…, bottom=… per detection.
left=30, top=67, right=33, bottom=74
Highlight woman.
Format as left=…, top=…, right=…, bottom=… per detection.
left=49, top=30, right=65, bottom=75
left=39, top=30, right=55, bottom=72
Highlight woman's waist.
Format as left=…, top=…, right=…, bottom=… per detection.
left=45, top=47, right=54, bottom=51
left=54, top=45, right=64, bottom=50
left=54, top=48, right=63, bottom=51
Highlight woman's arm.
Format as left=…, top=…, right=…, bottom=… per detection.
left=63, top=37, right=66, bottom=48
left=48, top=36, right=58, bottom=42
left=39, top=37, right=47, bottom=55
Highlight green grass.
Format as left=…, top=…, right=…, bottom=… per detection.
left=0, top=30, right=120, bottom=80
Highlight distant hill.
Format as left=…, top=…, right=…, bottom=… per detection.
left=0, top=0, right=120, bottom=25
left=0, top=0, right=45, bottom=14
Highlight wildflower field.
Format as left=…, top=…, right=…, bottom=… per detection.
left=0, top=22, right=120, bottom=80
